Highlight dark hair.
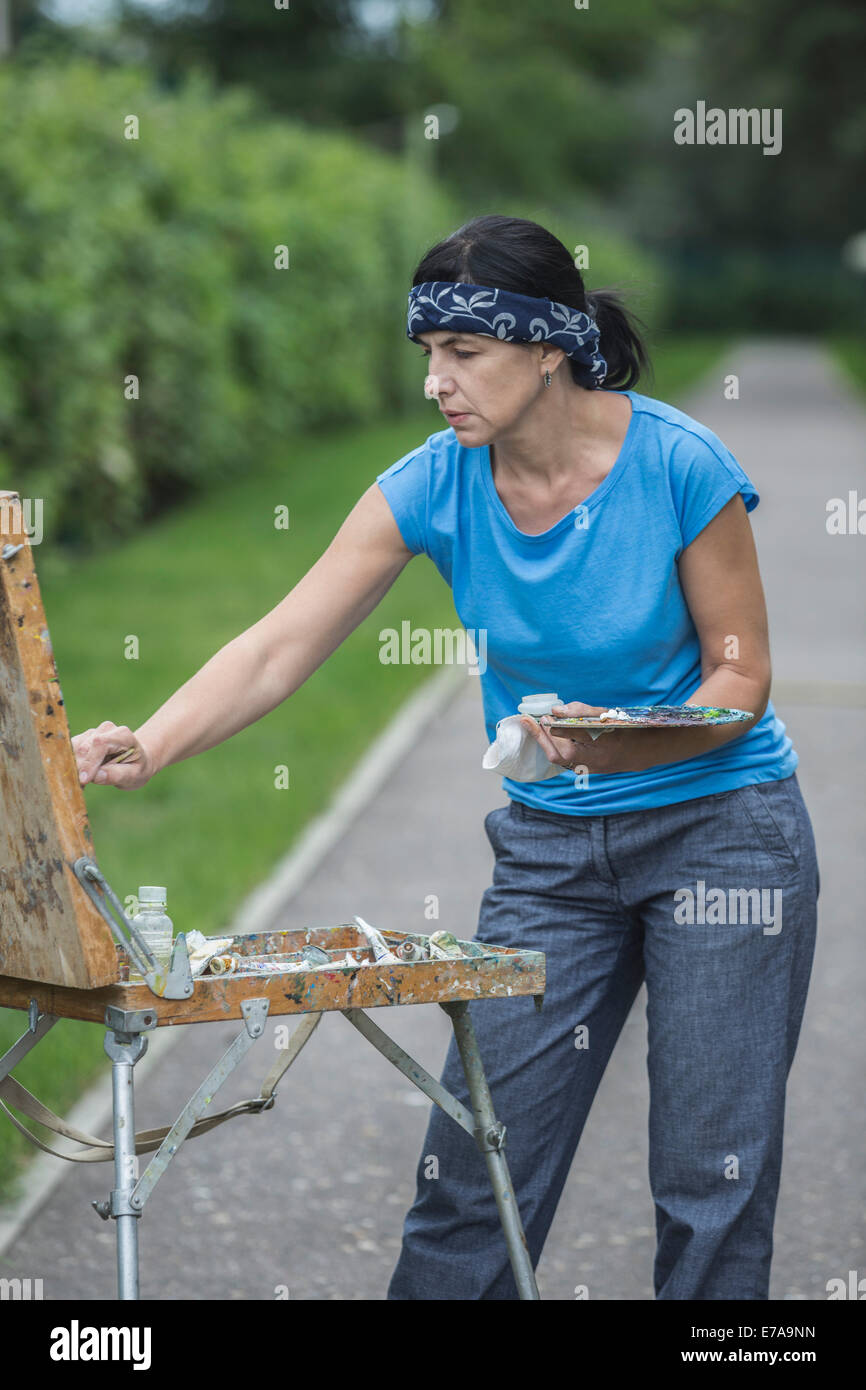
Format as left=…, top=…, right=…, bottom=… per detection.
left=411, top=214, right=651, bottom=391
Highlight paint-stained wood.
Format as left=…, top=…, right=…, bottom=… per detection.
left=0, top=501, right=547, bottom=1020
left=0, top=925, right=546, bottom=1024
left=0, top=497, right=117, bottom=988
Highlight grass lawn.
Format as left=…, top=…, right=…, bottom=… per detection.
left=0, top=335, right=730, bottom=1201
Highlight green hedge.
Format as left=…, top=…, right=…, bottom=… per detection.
left=0, top=59, right=672, bottom=553
left=0, top=59, right=457, bottom=550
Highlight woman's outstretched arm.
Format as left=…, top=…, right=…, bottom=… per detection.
left=73, top=483, right=413, bottom=787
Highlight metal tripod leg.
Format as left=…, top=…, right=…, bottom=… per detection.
left=101, top=1007, right=155, bottom=1301
left=441, top=1000, right=539, bottom=1301
left=95, top=1000, right=270, bottom=1300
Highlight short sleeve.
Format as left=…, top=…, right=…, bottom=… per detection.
left=376, top=444, right=430, bottom=557
left=668, top=427, right=759, bottom=553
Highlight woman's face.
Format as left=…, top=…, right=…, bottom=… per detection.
left=416, top=330, right=557, bottom=443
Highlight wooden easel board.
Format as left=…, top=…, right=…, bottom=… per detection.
left=0, top=494, right=117, bottom=990
left=0, top=502, right=546, bottom=1017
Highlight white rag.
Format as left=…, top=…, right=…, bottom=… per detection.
left=482, top=712, right=606, bottom=781
left=481, top=715, right=564, bottom=782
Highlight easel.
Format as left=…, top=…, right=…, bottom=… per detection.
left=0, top=496, right=545, bottom=1300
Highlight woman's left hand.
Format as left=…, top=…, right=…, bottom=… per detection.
left=520, top=700, right=643, bottom=776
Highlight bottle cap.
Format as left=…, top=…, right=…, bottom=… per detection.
left=138, top=886, right=167, bottom=903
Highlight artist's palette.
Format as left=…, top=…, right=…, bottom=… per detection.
left=542, top=705, right=754, bottom=734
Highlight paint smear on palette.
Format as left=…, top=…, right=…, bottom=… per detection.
left=545, top=705, right=754, bottom=730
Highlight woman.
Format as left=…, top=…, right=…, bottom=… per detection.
left=73, top=215, right=819, bottom=1301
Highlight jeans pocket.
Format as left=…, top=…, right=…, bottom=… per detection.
left=732, top=779, right=802, bottom=874
left=508, top=799, right=580, bottom=834
left=484, top=805, right=510, bottom=850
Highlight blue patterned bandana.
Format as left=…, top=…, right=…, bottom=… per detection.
left=407, top=280, right=607, bottom=388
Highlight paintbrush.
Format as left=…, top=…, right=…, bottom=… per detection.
left=104, top=746, right=140, bottom=766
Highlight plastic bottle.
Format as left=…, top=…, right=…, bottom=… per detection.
left=127, top=886, right=174, bottom=983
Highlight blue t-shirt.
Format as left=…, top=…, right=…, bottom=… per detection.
left=375, top=389, right=797, bottom=815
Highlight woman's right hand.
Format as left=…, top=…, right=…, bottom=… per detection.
left=72, top=722, right=156, bottom=789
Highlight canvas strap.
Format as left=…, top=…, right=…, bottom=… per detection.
left=0, top=1012, right=321, bottom=1163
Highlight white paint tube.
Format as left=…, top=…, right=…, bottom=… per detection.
left=353, top=915, right=400, bottom=965
left=207, top=953, right=238, bottom=975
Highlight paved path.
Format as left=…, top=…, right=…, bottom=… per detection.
left=3, top=339, right=864, bottom=1300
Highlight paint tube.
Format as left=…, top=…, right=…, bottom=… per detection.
left=237, top=958, right=304, bottom=975
left=208, top=953, right=239, bottom=975
left=185, top=930, right=236, bottom=978
left=353, top=915, right=400, bottom=964
left=459, top=940, right=486, bottom=958
left=428, top=931, right=465, bottom=959
left=396, top=939, right=426, bottom=962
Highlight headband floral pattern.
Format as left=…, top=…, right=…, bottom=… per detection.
left=407, top=280, right=607, bottom=388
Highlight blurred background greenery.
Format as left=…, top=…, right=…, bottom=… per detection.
left=2, top=0, right=864, bottom=549
left=0, top=0, right=863, bottom=1195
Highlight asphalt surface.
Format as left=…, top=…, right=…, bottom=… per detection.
left=3, top=339, right=864, bottom=1300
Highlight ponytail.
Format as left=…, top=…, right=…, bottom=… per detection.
left=585, top=287, right=651, bottom=391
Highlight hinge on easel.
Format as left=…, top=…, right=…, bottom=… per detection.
left=72, top=857, right=194, bottom=1000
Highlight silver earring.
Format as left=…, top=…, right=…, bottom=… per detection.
left=544, top=370, right=552, bottom=388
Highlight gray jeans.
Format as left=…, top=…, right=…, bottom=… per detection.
left=388, top=773, right=819, bottom=1300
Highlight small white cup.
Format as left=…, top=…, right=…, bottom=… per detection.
left=517, top=692, right=562, bottom=717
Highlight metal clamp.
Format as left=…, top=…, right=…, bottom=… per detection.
left=73, top=856, right=194, bottom=1001
left=104, top=1006, right=159, bottom=1038
left=474, top=1121, right=507, bottom=1154
left=108, top=1188, right=141, bottom=1219
left=104, top=1029, right=148, bottom=1068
